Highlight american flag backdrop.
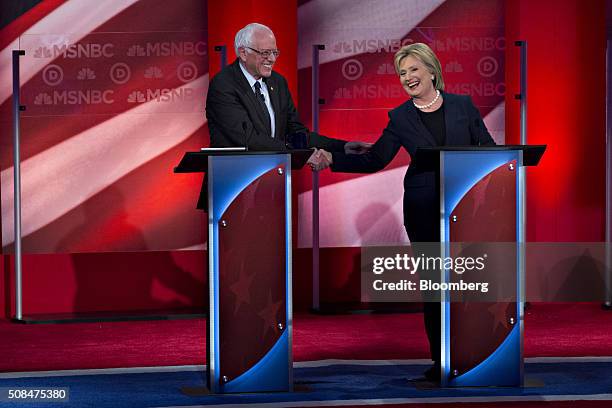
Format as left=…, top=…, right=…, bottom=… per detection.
left=296, top=0, right=505, bottom=248
left=0, top=0, right=604, bottom=316
left=1, top=0, right=504, bottom=253
left=0, top=0, right=209, bottom=254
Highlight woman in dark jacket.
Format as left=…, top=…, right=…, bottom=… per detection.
left=317, top=43, right=496, bottom=381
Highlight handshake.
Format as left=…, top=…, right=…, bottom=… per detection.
left=307, top=141, right=372, bottom=171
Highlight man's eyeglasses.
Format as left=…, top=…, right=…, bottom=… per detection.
left=246, top=46, right=280, bottom=59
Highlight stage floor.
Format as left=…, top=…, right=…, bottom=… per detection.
left=1, top=358, right=611, bottom=407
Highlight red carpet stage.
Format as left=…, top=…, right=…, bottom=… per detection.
left=0, top=304, right=611, bottom=407
left=0, top=304, right=610, bottom=372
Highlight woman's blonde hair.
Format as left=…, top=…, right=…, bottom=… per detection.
left=393, top=43, right=444, bottom=91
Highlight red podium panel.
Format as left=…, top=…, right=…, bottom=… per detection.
left=449, top=161, right=517, bottom=376
left=414, top=145, right=545, bottom=387
left=218, top=166, right=287, bottom=382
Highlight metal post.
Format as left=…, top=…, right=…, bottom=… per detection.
left=517, top=41, right=528, bottom=145
left=206, top=158, right=217, bottom=392
left=605, top=40, right=612, bottom=309
left=311, top=44, right=324, bottom=311
left=12, top=50, right=25, bottom=321
left=515, top=40, right=527, bottom=384
left=439, top=153, right=449, bottom=386
left=214, top=45, right=227, bottom=69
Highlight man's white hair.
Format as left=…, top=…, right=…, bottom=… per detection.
left=234, top=23, right=273, bottom=56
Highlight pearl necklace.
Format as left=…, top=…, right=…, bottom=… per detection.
left=413, top=90, right=440, bottom=110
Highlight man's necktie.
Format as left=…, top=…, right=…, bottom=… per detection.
left=254, top=81, right=272, bottom=135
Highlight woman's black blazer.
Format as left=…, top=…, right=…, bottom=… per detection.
left=331, top=92, right=496, bottom=242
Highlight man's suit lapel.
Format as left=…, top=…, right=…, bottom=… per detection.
left=263, top=76, right=281, bottom=139
left=230, top=60, right=273, bottom=136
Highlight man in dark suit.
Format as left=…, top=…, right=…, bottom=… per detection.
left=206, top=23, right=371, bottom=155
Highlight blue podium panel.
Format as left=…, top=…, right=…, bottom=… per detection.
left=207, top=154, right=292, bottom=393
left=440, top=150, right=523, bottom=387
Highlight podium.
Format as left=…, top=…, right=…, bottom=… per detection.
left=413, top=145, right=545, bottom=387
left=175, top=149, right=312, bottom=393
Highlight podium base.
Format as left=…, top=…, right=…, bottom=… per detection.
left=181, top=387, right=212, bottom=396
left=11, top=308, right=206, bottom=324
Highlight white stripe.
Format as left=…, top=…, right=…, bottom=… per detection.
left=1, top=74, right=208, bottom=246
left=2, top=356, right=611, bottom=379
left=526, top=356, right=612, bottom=363
left=178, top=243, right=207, bottom=251
left=0, top=365, right=205, bottom=379
left=0, top=0, right=140, bottom=104
left=298, top=0, right=445, bottom=69
left=157, top=394, right=612, bottom=408
left=298, top=163, right=408, bottom=248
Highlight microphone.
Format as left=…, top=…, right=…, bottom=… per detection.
left=242, top=121, right=249, bottom=151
